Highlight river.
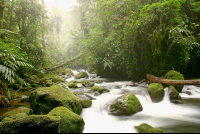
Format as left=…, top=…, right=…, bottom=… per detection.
left=67, top=70, right=200, bottom=133
left=1, top=69, right=200, bottom=133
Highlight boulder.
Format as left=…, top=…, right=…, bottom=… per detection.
left=135, top=123, right=163, bottom=133
left=168, top=85, right=180, bottom=100
left=0, top=115, right=60, bottom=133
left=1, top=106, right=33, bottom=120
left=68, top=80, right=94, bottom=88
left=109, top=93, right=143, bottom=116
left=68, top=81, right=83, bottom=88
left=91, top=85, right=100, bottom=91
left=82, top=81, right=94, bottom=87
left=98, top=88, right=110, bottom=94
left=164, top=70, right=184, bottom=92
left=48, top=106, right=85, bottom=133
left=75, top=72, right=88, bottom=79
left=94, top=80, right=103, bottom=84
left=1, top=113, right=28, bottom=122
left=29, top=86, right=82, bottom=115
left=52, top=76, right=65, bottom=83
left=60, top=68, right=74, bottom=76
left=148, top=83, right=164, bottom=103
left=80, top=99, right=92, bottom=108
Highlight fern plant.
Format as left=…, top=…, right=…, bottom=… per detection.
left=0, top=47, right=33, bottom=93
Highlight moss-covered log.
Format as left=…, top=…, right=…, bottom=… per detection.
left=146, top=74, right=200, bottom=85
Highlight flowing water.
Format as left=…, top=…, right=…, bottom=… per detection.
left=67, top=70, right=200, bottom=133
left=1, top=69, right=200, bottom=133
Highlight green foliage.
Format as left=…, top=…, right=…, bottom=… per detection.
left=74, top=0, right=200, bottom=80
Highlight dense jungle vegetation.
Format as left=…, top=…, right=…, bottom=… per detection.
left=0, top=0, right=200, bottom=104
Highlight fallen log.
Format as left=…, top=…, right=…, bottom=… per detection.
left=146, top=74, right=200, bottom=85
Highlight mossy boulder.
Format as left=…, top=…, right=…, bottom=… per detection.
left=0, top=115, right=60, bottom=133
left=29, top=86, right=82, bottom=115
left=164, top=70, right=184, bottom=92
left=1, top=106, right=33, bottom=120
left=68, top=80, right=83, bottom=88
left=48, top=106, right=85, bottom=133
left=148, top=83, right=164, bottom=103
left=168, top=85, right=180, bottom=100
left=82, top=81, right=94, bottom=87
left=135, top=123, right=163, bottom=133
left=68, top=80, right=94, bottom=88
left=1, top=113, right=28, bottom=122
left=109, top=93, right=143, bottom=116
left=80, top=99, right=92, bottom=108
left=52, top=76, right=65, bottom=83
left=75, top=72, right=88, bottom=79
left=60, top=68, right=74, bottom=76
left=91, top=85, right=100, bottom=91
left=98, top=88, right=110, bottom=94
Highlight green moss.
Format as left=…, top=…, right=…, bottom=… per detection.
left=0, top=115, right=60, bottom=133
left=48, top=106, right=85, bottom=133
left=1, top=107, right=33, bottom=120
left=164, top=70, right=184, bottom=92
left=80, top=99, right=92, bottom=108
left=126, top=93, right=143, bottom=115
left=52, top=76, right=65, bottom=83
left=136, top=123, right=163, bottom=133
left=75, top=72, right=88, bottom=79
left=169, top=85, right=179, bottom=100
left=148, top=83, right=164, bottom=103
left=1, top=113, right=28, bottom=122
left=46, top=80, right=53, bottom=87
left=110, top=93, right=143, bottom=116
left=82, top=81, right=94, bottom=87
left=91, top=85, right=100, bottom=91
left=98, top=88, right=110, bottom=94
left=29, top=86, right=82, bottom=115
left=164, top=70, right=184, bottom=80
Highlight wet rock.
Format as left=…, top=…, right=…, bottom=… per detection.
left=126, top=81, right=138, bottom=87
left=91, top=85, right=100, bottom=91
left=1, top=106, right=33, bottom=120
left=135, top=123, right=163, bottom=133
left=95, top=80, right=103, bottom=84
left=109, top=93, right=143, bottom=116
left=48, top=106, right=85, bottom=133
left=0, top=115, right=60, bottom=133
left=68, top=80, right=94, bottom=88
left=60, top=68, right=74, bottom=76
left=52, top=76, right=65, bottom=83
left=98, top=88, right=110, bottom=94
left=182, top=91, right=192, bottom=95
left=29, top=85, right=82, bottom=115
left=168, top=85, right=180, bottom=100
left=75, top=71, right=88, bottom=79
left=148, top=83, right=164, bottom=103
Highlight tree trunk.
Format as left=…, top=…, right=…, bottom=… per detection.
left=146, top=74, right=200, bottom=85
left=9, top=0, right=15, bottom=30
left=0, top=3, right=5, bottom=29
